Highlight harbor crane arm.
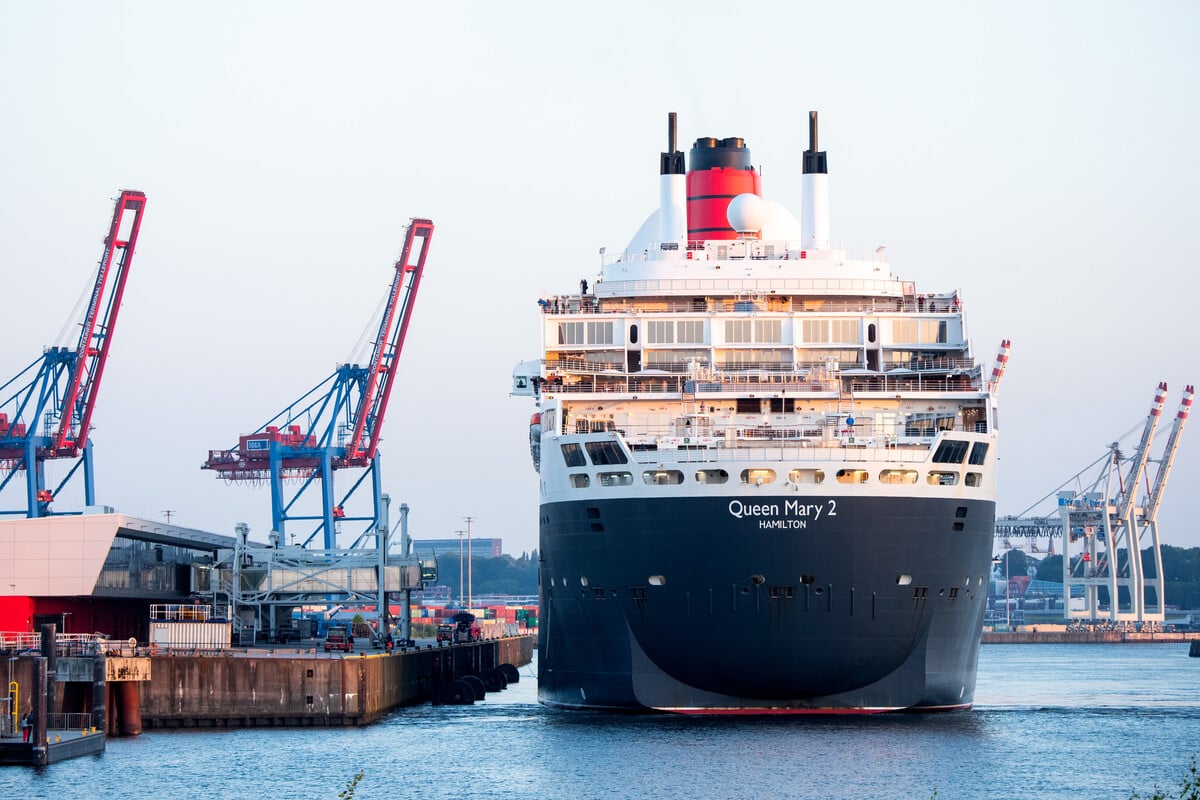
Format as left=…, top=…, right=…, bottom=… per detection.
left=1142, top=384, right=1193, bottom=522
left=1115, top=382, right=1166, bottom=522
left=987, top=339, right=1011, bottom=394
left=344, top=219, right=434, bottom=463
left=51, top=190, right=147, bottom=456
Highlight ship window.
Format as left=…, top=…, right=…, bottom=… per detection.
left=557, top=322, right=584, bottom=345
left=647, top=320, right=673, bottom=343
left=968, top=442, right=989, bottom=465
left=570, top=474, right=590, bottom=488
left=725, top=319, right=752, bottom=343
left=643, top=470, right=684, bottom=485
left=932, top=440, right=969, bottom=463
left=648, top=575, right=666, bottom=586
left=836, top=469, right=869, bottom=484
left=561, top=443, right=587, bottom=467
left=867, top=323, right=877, bottom=344
left=787, top=468, right=825, bottom=484
left=904, top=413, right=957, bottom=437
left=629, top=324, right=638, bottom=344
left=585, top=441, right=628, bottom=465
left=587, top=321, right=614, bottom=344
left=736, top=398, right=762, bottom=414
left=695, top=469, right=729, bottom=484
left=896, top=574, right=913, bottom=586
left=754, top=319, right=782, bottom=343
left=677, top=320, right=704, bottom=344
left=927, top=471, right=959, bottom=486
left=830, top=319, right=859, bottom=344
left=965, top=472, right=982, bottom=487
left=740, top=468, right=777, bottom=485
left=801, top=319, right=830, bottom=343
left=580, top=576, right=589, bottom=587
left=878, top=469, right=918, bottom=484
left=598, top=471, right=633, bottom=487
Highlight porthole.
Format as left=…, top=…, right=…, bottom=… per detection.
left=836, top=469, right=869, bottom=484
left=648, top=575, right=666, bottom=586
left=897, top=574, right=913, bottom=586
left=878, top=469, right=917, bottom=484
left=643, top=470, right=684, bottom=485
left=787, top=468, right=825, bottom=484
left=740, top=468, right=777, bottom=486
left=695, top=468, right=730, bottom=484
left=580, top=576, right=589, bottom=587
left=750, top=574, right=765, bottom=586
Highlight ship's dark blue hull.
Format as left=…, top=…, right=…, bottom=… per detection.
left=538, top=494, right=994, bottom=712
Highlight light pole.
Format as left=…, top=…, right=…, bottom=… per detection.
left=993, top=553, right=1010, bottom=629
left=992, top=554, right=1011, bottom=630
left=455, top=531, right=465, bottom=607
left=464, top=516, right=475, bottom=610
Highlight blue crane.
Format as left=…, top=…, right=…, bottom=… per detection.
left=0, top=190, right=147, bottom=517
left=202, top=218, right=434, bottom=549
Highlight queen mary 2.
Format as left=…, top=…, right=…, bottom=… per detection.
left=512, top=111, right=1008, bottom=713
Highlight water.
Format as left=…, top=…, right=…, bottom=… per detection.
left=3, top=644, right=1198, bottom=800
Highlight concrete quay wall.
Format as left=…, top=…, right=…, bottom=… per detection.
left=982, top=630, right=1200, bottom=644
left=140, top=635, right=534, bottom=729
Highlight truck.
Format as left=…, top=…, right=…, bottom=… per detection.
left=323, top=624, right=353, bottom=652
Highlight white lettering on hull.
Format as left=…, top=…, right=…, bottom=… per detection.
left=728, top=499, right=838, bottom=528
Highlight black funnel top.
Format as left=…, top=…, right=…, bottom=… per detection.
left=690, top=137, right=753, bottom=171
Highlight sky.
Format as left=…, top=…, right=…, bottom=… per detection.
left=1, top=1, right=1198, bottom=555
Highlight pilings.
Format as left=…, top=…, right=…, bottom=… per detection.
left=139, top=635, right=534, bottom=730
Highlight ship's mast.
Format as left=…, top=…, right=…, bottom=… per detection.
left=802, top=110, right=830, bottom=250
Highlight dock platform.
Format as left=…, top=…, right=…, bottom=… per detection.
left=0, top=727, right=105, bottom=767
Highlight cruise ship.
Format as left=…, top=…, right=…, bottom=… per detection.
left=512, top=112, right=1007, bottom=713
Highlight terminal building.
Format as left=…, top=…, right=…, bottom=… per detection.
left=0, top=511, right=424, bottom=644
left=0, top=513, right=232, bottom=640
left=412, top=537, right=503, bottom=560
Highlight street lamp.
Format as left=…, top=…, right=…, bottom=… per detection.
left=455, top=531, right=465, bottom=607
left=463, top=516, right=475, bottom=610
left=993, top=553, right=1011, bottom=629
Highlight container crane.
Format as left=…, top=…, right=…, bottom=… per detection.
left=994, top=381, right=1190, bottom=624
left=201, top=218, right=433, bottom=549
left=0, top=190, right=147, bottom=517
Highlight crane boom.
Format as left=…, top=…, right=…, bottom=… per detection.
left=987, top=339, right=1011, bottom=394
left=52, top=190, right=147, bottom=455
left=1143, top=384, right=1193, bottom=521
left=202, top=216, right=434, bottom=548
left=346, top=219, right=434, bottom=463
left=1115, top=381, right=1166, bottom=522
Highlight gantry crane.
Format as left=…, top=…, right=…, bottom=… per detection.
left=997, top=382, right=1191, bottom=623
left=202, top=218, right=433, bottom=550
left=0, top=190, right=147, bottom=517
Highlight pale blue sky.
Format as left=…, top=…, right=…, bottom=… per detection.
left=2, top=1, right=1197, bottom=553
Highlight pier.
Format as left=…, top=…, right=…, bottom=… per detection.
left=2, top=626, right=532, bottom=767
left=982, top=628, right=1200, bottom=644
left=140, top=635, right=533, bottom=729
